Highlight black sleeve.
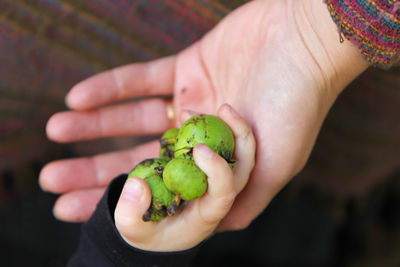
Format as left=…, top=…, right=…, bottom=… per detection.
left=68, top=174, right=200, bottom=267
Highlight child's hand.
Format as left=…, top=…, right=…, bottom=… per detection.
left=114, top=104, right=255, bottom=251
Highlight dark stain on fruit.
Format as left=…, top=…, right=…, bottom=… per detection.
left=154, top=201, right=162, bottom=210
left=189, top=115, right=206, bottom=126
left=142, top=204, right=170, bottom=222
left=174, top=146, right=193, bottom=159
left=204, top=130, right=209, bottom=140
left=155, top=166, right=164, bottom=176
left=159, top=208, right=168, bottom=217
left=141, top=158, right=155, bottom=167
left=224, top=151, right=232, bottom=161
left=160, top=139, right=168, bottom=147
left=142, top=210, right=152, bottom=222
left=161, top=148, right=175, bottom=159
left=167, top=194, right=182, bottom=216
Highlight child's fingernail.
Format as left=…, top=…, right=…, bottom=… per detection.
left=197, top=143, right=214, bottom=159
left=181, top=109, right=198, bottom=122
left=227, top=104, right=241, bottom=119
left=122, top=179, right=143, bottom=203
left=183, top=109, right=198, bottom=116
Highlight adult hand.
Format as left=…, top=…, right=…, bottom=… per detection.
left=40, top=0, right=368, bottom=229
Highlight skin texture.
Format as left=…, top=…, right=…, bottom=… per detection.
left=40, top=0, right=368, bottom=230
left=163, top=158, right=208, bottom=201
left=174, top=115, right=234, bottom=161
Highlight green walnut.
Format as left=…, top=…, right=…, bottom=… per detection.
left=126, top=114, right=236, bottom=221
left=163, top=158, right=207, bottom=201
left=142, top=175, right=176, bottom=221
left=127, top=158, right=177, bottom=221
left=128, top=158, right=169, bottom=179
left=159, top=128, right=179, bottom=160
left=174, top=115, right=234, bottom=161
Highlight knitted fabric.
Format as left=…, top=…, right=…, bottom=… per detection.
left=326, top=0, right=400, bottom=68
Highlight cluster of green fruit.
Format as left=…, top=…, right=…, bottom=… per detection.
left=127, top=114, right=235, bottom=222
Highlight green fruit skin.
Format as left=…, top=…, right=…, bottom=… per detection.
left=128, top=158, right=173, bottom=222
left=160, top=128, right=179, bottom=160
left=160, top=128, right=179, bottom=146
left=174, top=115, right=234, bottom=161
left=159, top=145, right=175, bottom=160
left=128, top=158, right=169, bottom=179
left=144, top=175, right=175, bottom=209
left=163, top=158, right=207, bottom=201
left=150, top=212, right=164, bottom=222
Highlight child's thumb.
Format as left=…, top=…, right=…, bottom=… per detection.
left=114, top=177, right=152, bottom=235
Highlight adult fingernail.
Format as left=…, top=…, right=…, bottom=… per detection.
left=197, top=143, right=214, bottom=159
left=64, top=95, right=70, bottom=108
left=38, top=179, right=48, bottom=192
left=166, top=100, right=175, bottom=123
left=121, top=179, right=143, bottom=203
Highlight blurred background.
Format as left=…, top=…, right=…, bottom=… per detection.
left=0, top=1, right=399, bottom=266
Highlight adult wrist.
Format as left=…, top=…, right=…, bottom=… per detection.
left=295, top=0, right=369, bottom=96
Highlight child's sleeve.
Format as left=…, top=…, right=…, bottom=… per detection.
left=67, top=174, right=200, bottom=267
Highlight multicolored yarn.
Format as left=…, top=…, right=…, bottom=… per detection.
left=325, top=0, right=400, bottom=68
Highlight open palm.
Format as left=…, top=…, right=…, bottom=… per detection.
left=40, top=0, right=367, bottom=229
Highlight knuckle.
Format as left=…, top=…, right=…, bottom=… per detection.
left=215, top=192, right=235, bottom=210
left=115, top=214, right=136, bottom=228
left=230, top=219, right=252, bottom=231
left=248, top=154, right=256, bottom=170
left=238, top=125, right=251, bottom=140
left=292, top=159, right=307, bottom=177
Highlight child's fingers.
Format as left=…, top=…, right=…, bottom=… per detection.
left=112, top=105, right=255, bottom=252
left=114, top=177, right=155, bottom=243
left=148, top=143, right=237, bottom=251
left=193, top=144, right=236, bottom=225
left=217, top=104, right=256, bottom=193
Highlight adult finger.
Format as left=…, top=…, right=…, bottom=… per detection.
left=66, top=56, right=176, bottom=110
left=46, top=98, right=170, bottom=143
left=39, top=141, right=160, bottom=193
left=217, top=174, right=276, bottom=232
left=217, top=104, right=256, bottom=193
left=53, top=187, right=105, bottom=222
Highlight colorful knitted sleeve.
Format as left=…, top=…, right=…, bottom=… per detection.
left=325, top=0, right=400, bottom=69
